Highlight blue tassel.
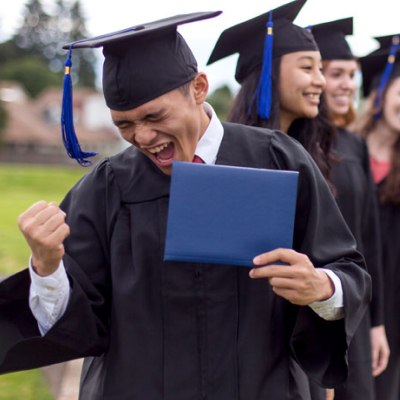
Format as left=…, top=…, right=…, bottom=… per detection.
left=61, top=47, right=96, bottom=166
left=256, top=12, right=274, bottom=119
left=374, top=35, right=400, bottom=120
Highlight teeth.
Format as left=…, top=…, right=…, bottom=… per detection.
left=148, top=143, right=169, bottom=154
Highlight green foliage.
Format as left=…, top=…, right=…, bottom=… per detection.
left=0, top=369, right=53, bottom=400
left=0, top=163, right=86, bottom=276
left=0, top=40, right=28, bottom=64
left=0, top=57, right=61, bottom=98
left=0, top=0, right=97, bottom=96
left=0, top=163, right=86, bottom=398
left=206, top=84, right=234, bottom=121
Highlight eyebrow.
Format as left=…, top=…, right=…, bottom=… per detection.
left=297, top=56, right=320, bottom=62
left=112, top=119, right=132, bottom=128
left=112, top=108, right=166, bottom=127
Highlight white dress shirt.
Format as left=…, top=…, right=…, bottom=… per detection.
left=29, top=103, right=343, bottom=335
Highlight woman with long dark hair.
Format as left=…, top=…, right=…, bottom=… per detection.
left=352, top=35, right=400, bottom=400
left=208, top=5, right=385, bottom=400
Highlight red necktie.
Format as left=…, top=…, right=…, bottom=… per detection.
left=192, top=155, right=204, bottom=164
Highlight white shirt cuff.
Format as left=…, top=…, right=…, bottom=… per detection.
left=308, top=269, right=344, bottom=321
left=29, top=259, right=70, bottom=335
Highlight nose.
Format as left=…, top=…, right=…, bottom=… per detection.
left=133, top=125, right=158, bottom=147
left=313, top=69, right=326, bottom=88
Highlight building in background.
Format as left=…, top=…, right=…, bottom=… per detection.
left=0, top=81, right=126, bottom=165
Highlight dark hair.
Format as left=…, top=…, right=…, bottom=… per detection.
left=228, top=60, right=336, bottom=186
left=179, top=80, right=192, bottom=97
left=351, top=84, right=400, bottom=205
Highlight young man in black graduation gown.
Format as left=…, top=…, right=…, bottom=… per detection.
left=0, top=10, right=371, bottom=400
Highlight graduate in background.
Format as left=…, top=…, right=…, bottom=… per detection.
left=310, top=17, right=389, bottom=400
left=207, top=2, right=379, bottom=399
left=0, top=7, right=371, bottom=400
left=207, top=0, right=336, bottom=187
left=351, top=33, right=400, bottom=400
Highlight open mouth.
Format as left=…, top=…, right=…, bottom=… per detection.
left=148, top=142, right=175, bottom=165
left=304, top=93, right=321, bottom=105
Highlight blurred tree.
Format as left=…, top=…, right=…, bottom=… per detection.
left=0, top=0, right=96, bottom=97
left=66, top=0, right=96, bottom=87
left=206, top=85, right=234, bottom=121
left=0, top=40, right=27, bottom=64
left=0, top=56, right=61, bottom=98
left=13, top=0, right=51, bottom=58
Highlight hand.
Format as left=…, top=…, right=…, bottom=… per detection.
left=18, top=201, right=70, bottom=276
left=326, top=388, right=335, bottom=400
left=249, top=248, right=334, bottom=305
left=371, top=324, right=390, bottom=377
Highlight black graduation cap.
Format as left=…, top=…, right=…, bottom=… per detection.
left=207, top=0, right=317, bottom=83
left=60, top=11, right=222, bottom=165
left=206, top=0, right=317, bottom=119
left=310, top=17, right=354, bottom=60
left=359, top=34, right=400, bottom=98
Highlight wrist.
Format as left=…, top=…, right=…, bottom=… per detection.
left=31, top=258, right=59, bottom=277
left=318, top=270, right=335, bottom=301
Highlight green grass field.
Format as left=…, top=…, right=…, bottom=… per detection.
left=0, top=163, right=87, bottom=399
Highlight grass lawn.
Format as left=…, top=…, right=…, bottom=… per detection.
left=0, top=163, right=88, bottom=399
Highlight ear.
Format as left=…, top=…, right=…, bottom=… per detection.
left=192, top=72, right=209, bottom=104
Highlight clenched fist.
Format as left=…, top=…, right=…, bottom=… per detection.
left=18, top=201, right=70, bottom=276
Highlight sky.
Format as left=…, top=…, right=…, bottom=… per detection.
left=0, top=0, right=399, bottom=93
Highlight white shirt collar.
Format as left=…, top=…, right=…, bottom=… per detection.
left=194, top=103, right=224, bottom=165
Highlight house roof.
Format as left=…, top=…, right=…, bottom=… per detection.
left=1, top=84, right=121, bottom=148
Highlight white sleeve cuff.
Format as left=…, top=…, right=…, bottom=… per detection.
left=308, top=269, right=344, bottom=321
left=29, top=259, right=70, bottom=335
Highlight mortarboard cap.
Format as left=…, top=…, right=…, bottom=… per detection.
left=359, top=34, right=400, bottom=97
left=359, top=34, right=400, bottom=119
left=207, top=0, right=317, bottom=83
left=206, top=0, right=317, bottom=120
left=310, top=17, right=354, bottom=60
left=60, top=11, right=221, bottom=165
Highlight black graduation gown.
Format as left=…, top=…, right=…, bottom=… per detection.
left=329, top=129, right=383, bottom=400
left=374, top=179, right=400, bottom=400
left=0, top=123, right=371, bottom=400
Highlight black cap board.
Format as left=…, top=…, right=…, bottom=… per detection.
left=310, top=17, right=354, bottom=61
left=359, top=34, right=400, bottom=97
left=63, top=11, right=222, bottom=110
left=207, top=0, right=317, bottom=83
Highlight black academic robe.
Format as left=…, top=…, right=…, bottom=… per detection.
left=0, top=123, right=371, bottom=400
left=329, top=129, right=383, bottom=400
left=374, top=180, right=400, bottom=400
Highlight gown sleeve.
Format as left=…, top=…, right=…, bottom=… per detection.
left=269, top=131, right=372, bottom=388
left=359, top=138, right=384, bottom=327
left=0, top=159, right=120, bottom=374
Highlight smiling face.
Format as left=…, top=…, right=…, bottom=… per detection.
left=382, top=76, right=400, bottom=133
left=323, top=59, right=358, bottom=118
left=278, top=51, right=325, bottom=131
left=111, top=73, right=210, bottom=175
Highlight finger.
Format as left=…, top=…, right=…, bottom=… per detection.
left=253, top=248, right=309, bottom=267
left=372, top=348, right=388, bottom=377
left=36, top=210, right=67, bottom=235
left=371, top=347, right=378, bottom=375
left=18, top=200, right=49, bottom=226
left=33, top=204, right=65, bottom=226
left=249, top=264, right=295, bottom=279
left=46, top=223, right=70, bottom=245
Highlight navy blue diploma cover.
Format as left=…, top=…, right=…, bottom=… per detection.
left=164, top=161, right=299, bottom=267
